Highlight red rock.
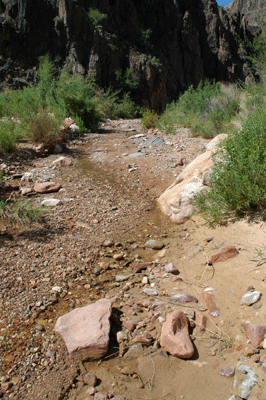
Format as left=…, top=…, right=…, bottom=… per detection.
left=83, top=373, right=97, bottom=386
left=52, top=156, right=73, bottom=167
left=160, top=310, right=194, bottom=359
left=244, top=347, right=254, bottom=357
left=195, top=310, right=207, bottom=331
left=1, top=382, right=13, bottom=391
left=233, top=340, right=244, bottom=351
left=34, top=181, right=62, bottom=194
left=133, top=262, right=153, bottom=273
left=207, top=245, right=239, bottom=264
left=164, top=262, right=180, bottom=275
left=218, top=366, right=235, bottom=377
left=246, top=324, right=266, bottom=348
left=251, top=354, right=261, bottom=363
left=123, top=320, right=137, bottom=331
left=54, top=298, right=112, bottom=359
left=200, top=292, right=220, bottom=317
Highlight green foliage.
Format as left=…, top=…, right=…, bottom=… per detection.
left=194, top=109, right=266, bottom=226
left=28, top=111, right=61, bottom=145
left=88, top=8, right=107, bottom=26
left=37, top=54, right=56, bottom=109
left=97, top=89, right=137, bottom=119
left=141, top=29, right=152, bottom=46
left=141, top=109, right=158, bottom=129
left=56, top=72, right=103, bottom=130
left=0, top=119, right=20, bottom=153
left=157, top=81, right=240, bottom=138
left=0, top=199, right=43, bottom=223
left=115, top=69, right=139, bottom=92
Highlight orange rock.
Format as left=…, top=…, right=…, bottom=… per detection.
left=207, top=245, right=239, bottom=265
left=200, top=292, right=220, bottom=317
left=195, top=309, right=207, bottom=331
left=160, top=310, right=194, bottom=359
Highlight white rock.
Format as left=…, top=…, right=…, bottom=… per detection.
left=41, top=198, right=61, bottom=207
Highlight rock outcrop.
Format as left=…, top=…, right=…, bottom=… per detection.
left=157, top=133, right=227, bottom=224
left=226, top=0, right=266, bottom=31
left=0, top=0, right=254, bottom=110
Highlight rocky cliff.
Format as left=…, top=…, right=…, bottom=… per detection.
left=0, top=0, right=253, bottom=110
left=226, top=0, right=266, bottom=30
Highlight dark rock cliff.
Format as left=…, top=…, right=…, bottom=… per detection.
left=226, top=0, right=266, bottom=31
left=0, top=0, right=253, bottom=110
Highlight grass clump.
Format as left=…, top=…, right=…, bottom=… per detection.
left=157, top=81, right=240, bottom=138
left=194, top=108, right=266, bottom=226
left=0, top=199, right=43, bottom=223
left=141, top=109, right=158, bottom=129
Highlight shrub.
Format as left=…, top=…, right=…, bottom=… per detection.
left=0, top=119, right=20, bottom=153
left=141, top=109, right=158, bottom=129
left=0, top=200, right=43, bottom=223
left=157, top=81, right=240, bottom=137
left=88, top=8, right=107, bottom=26
left=56, top=72, right=103, bottom=130
left=28, top=111, right=61, bottom=146
left=194, top=108, right=266, bottom=226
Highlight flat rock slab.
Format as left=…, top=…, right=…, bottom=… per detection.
left=34, top=181, right=62, bottom=193
left=160, top=310, right=194, bottom=359
left=55, top=298, right=112, bottom=359
left=207, top=245, right=239, bottom=264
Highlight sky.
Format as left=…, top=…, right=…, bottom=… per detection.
left=217, top=0, right=232, bottom=6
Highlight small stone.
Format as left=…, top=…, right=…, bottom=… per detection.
left=123, top=320, right=137, bottom=331
left=87, top=387, right=96, bottom=395
left=240, top=291, right=261, bottom=306
left=145, top=239, right=164, bottom=250
left=117, top=331, right=128, bottom=343
left=246, top=324, right=266, bottom=348
left=94, top=393, right=107, bottom=400
left=218, top=366, right=235, bottom=377
left=160, top=310, right=194, bottom=359
left=207, top=245, right=238, bottom=264
left=1, top=382, right=13, bottom=390
left=116, top=275, right=131, bottom=282
left=84, top=373, right=97, bottom=386
left=52, top=156, right=73, bottom=167
left=124, top=343, right=143, bottom=359
left=195, top=310, right=207, bottom=331
left=200, top=292, right=220, bottom=317
left=120, top=367, right=135, bottom=375
left=142, top=277, right=149, bottom=284
left=233, top=340, right=244, bottom=351
left=133, top=262, right=153, bottom=273
left=41, top=198, right=61, bottom=207
left=143, top=288, right=158, bottom=296
left=169, top=293, right=198, bottom=304
left=113, top=253, right=124, bottom=260
left=164, top=263, right=179, bottom=275
left=244, top=348, right=254, bottom=357
left=251, top=354, right=260, bottom=363
left=35, top=324, right=45, bottom=331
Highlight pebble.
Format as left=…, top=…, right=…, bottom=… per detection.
left=218, top=366, right=235, bottom=377
left=116, top=275, right=131, bottom=282
left=84, top=373, right=97, bottom=386
left=143, top=288, right=158, bottom=296
left=41, top=198, right=61, bottom=207
left=145, top=239, right=164, bottom=250
left=240, top=291, right=261, bottom=306
left=169, top=293, right=198, bottom=304
left=117, top=331, right=128, bottom=343
left=164, top=262, right=179, bottom=275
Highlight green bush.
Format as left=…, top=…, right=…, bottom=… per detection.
left=56, top=72, right=103, bottom=130
left=141, top=109, right=158, bottom=129
left=157, top=81, right=240, bottom=138
left=194, top=108, right=266, bottom=226
left=28, top=111, right=61, bottom=146
left=88, top=8, right=107, bottom=26
left=0, top=119, right=20, bottom=153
